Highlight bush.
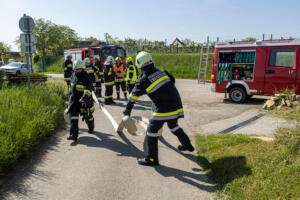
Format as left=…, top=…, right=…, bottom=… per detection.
left=0, top=70, right=5, bottom=89
left=0, top=83, right=66, bottom=172
left=33, top=54, right=40, bottom=64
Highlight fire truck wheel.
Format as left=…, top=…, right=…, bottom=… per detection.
left=229, top=87, right=246, bottom=103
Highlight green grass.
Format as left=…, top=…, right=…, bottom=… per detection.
left=196, top=131, right=300, bottom=199
left=130, top=53, right=213, bottom=79
left=0, top=83, right=67, bottom=173
left=41, top=54, right=213, bottom=79
left=34, top=56, right=64, bottom=73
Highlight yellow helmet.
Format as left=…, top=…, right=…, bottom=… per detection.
left=115, top=57, right=121, bottom=62
left=126, top=57, right=133, bottom=63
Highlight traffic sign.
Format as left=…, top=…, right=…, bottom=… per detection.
left=21, top=43, right=36, bottom=54
left=19, top=14, right=35, bottom=33
left=21, top=33, right=35, bottom=45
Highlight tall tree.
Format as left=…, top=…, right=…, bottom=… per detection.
left=32, top=18, right=78, bottom=57
left=85, top=36, right=99, bottom=42
left=0, top=42, right=11, bottom=64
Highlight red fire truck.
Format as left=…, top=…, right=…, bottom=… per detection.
left=211, top=39, right=300, bottom=103
left=64, top=45, right=126, bottom=65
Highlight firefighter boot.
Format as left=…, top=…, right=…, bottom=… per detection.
left=67, top=135, right=77, bottom=143
left=176, top=130, right=195, bottom=152
left=86, top=116, right=94, bottom=133
left=138, top=136, right=159, bottom=166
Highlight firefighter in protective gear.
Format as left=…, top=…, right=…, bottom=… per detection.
left=94, top=55, right=103, bottom=97
left=123, top=51, right=194, bottom=166
left=114, top=57, right=127, bottom=100
left=62, top=54, right=73, bottom=87
left=67, top=60, right=95, bottom=143
left=103, top=56, right=116, bottom=105
left=125, top=57, right=138, bottom=94
left=84, top=57, right=97, bottom=91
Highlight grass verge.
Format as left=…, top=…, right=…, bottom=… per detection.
left=196, top=131, right=300, bottom=199
left=0, top=83, right=67, bottom=173
left=34, top=56, right=64, bottom=73
left=42, top=54, right=213, bottom=79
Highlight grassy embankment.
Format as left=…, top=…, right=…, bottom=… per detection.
left=39, top=54, right=213, bottom=79
left=34, top=56, right=64, bottom=74
left=0, top=82, right=67, bottom=173
left=196, top=99, right=300, bottom=199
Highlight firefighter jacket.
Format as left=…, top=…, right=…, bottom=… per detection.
left=95, top=60, right=103, bottom=77
left=85, top=64, right=97, bottom=77
left=69, top=71, right=94, bottom=112
left=104, top=63, right=115, bottom=86
left=126, top=62, right=138, bottom=84
left=114, top=63, right=125, bottom=82
left=62, top=59, right=73, bottom=80
left=126, top=64, right=183, bottom=121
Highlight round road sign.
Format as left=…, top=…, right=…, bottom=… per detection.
left=19, top=14, right=35, bottom=33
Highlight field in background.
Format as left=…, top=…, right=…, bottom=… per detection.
left=0, top=83, right=66, bottom=173
left=34, top=53, right=213, bottom=79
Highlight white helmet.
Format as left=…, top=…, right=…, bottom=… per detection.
left=84, top=58, right=90, bottom=66
left=105, top=56, right=114, bottom=65
left=136, top=51, right=153, bottom=68
left=94, top=55, right=100, bottom=60
left=64, top=108, right=71, bottom=124
left=73, top=59, right=85, bottom=70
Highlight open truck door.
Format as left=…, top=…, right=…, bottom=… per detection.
left=264, top=47, right=297, bottom=94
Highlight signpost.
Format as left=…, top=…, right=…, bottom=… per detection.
left=19, top=14, right=35, bottom=88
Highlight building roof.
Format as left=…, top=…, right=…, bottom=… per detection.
left=171, top=38, right=185, bottom=46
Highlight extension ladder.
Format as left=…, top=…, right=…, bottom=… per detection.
left=197, top=36, right=210, bottom=84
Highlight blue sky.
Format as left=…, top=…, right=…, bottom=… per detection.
left=1, top=0, right=300, bottom=50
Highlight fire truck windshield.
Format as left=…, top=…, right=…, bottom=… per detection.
left=101, top=48, right=125, bottom=59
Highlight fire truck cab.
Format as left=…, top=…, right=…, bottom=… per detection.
left=211, top=39, right=300, bottom=103
left=64, top=45, right=126, bottom=66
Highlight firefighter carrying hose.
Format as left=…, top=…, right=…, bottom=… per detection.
left=62, top=54, right=73, bottom=89
left=125, top=57, right=138, bottom=94
left=123, top=51, right=194, bottom=166
left=67, top=60, right=95, bottom=143
left=114, top=57, right=127, bottom=100
left=84, top=57, right=97, bottom=91
left=94, top=55, right=103, bottom=97
left=104, top=56, right=116, bottom=105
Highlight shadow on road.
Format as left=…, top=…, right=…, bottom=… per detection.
left=223, top=97, right=266, bottom=105
left=117, top=131, right=217, bottom=192
left=0, top=131, right=63, bottom=199
left=159, top=137, right=252, bottom=190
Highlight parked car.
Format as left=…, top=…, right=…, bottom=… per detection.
left=0, top=62, right=34, bottom=75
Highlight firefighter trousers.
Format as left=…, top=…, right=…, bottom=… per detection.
left=145, top=119, right=192, bottom=160
left=127, top=83, right=135, bottom=94
left=115, top=81, right=127, bottom=96
left=95, top=81, right=102, bottom=97
left=105, top=84, right=114, bottom=102
left=70, top=102, right=94, bottom=138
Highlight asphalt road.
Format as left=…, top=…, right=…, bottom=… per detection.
left=0, top=78, right=293, bottom=200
